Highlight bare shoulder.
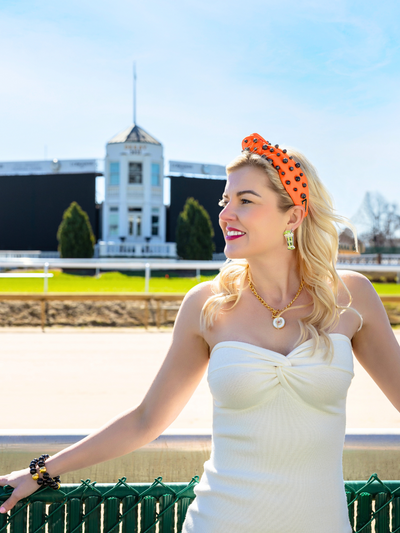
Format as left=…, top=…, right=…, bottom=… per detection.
left=337, top=272, right=400, bottom=408
left=180, top=280, right=215, bottom=310
left=337, top=269, right=376, bottom=304
left=337, top=269, right=385, bottom=332
left=174, top=280, right=215, bottom=337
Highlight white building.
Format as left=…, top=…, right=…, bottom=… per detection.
left=102, top=124, right=166, bottom=246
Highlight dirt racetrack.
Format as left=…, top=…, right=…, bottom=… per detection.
left=1, top=327, right=399, bottom=430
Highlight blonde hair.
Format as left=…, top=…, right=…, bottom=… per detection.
left=201, top=148, right=359, bottom=362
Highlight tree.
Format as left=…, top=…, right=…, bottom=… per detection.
left=57, top=201, right=95, bottom=258
left=176, top=197, right=215, bottom=260
left=353, top=192, right=400, bottom=251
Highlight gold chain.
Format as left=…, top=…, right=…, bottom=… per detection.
left=247, top=274, right=305, bottom=319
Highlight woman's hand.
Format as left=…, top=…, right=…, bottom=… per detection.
left=0, top=468, right=40, bottom=513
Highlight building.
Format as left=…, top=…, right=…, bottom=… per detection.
left=0, top=125, right=226, bottom=257
left=166, top=161, right=226, bottom=253
left=0, top=159, right=100, bottom=251
left=102, top=125, right=166, bottom=246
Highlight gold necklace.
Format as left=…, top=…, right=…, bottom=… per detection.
left=247, top=274, right=305, bottom=329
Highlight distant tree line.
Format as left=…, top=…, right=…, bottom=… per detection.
left=354, top=192, right=400, bottom=253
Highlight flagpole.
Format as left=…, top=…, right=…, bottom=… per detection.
left=133, top=61, right=137, bottom=125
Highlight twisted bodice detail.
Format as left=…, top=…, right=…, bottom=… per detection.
left=182, top=333, right=355, bottom=533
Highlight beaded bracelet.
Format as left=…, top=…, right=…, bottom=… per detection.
left=29, top=454, right=61, bottom=490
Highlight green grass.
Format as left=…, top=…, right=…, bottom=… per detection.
left=0, top=270, right=217, bottom=293
left=1, top=271, right=399, bottom=295
left=371, top=283, right=400, bottom=295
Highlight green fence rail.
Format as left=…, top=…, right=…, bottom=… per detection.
left=0, top=473, right=399, bottom=532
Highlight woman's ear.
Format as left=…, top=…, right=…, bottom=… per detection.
left=286, top=206, right=306, bottom=231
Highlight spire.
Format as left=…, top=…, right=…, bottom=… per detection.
left=108, top=125, right=161, bottom=145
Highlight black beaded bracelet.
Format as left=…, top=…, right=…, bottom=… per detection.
left=29, top=454, right=61, bottom=490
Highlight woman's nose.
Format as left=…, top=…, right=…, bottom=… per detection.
left=219, top=203, right=237, bottom=222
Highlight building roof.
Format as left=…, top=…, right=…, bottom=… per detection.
left=0, top=159, right=100, bottom=176
left=108, top=124, right=161, bottom=145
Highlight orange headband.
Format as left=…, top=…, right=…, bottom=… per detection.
left=241, top=133, right=309, bottom=217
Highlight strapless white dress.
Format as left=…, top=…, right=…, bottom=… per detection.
left=182, top=333, right=355, bottom=533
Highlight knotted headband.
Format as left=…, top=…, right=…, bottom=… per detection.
left=241, top=133, right=309, bottom=217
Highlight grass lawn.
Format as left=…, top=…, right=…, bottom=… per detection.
left=0, top=270, right=217, bottom=293
left=0, top=270, right=399, bottom=295
left=370, top=283, right=400, bottom=295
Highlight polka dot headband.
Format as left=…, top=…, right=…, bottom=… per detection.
left=241, top=133, right=309, bottom=217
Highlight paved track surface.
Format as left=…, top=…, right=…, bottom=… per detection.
left=1, top=328, right=399, bottom=429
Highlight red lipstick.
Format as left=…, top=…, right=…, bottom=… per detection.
left=225, top=226, right=246, bottom=241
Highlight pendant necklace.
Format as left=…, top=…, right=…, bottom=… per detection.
left=247, top=274, right=305, bottom=329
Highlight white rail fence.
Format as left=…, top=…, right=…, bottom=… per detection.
left=1, top=257, right=400, bottom=292
left=2, top=250, right=400, bottom=262
left=0, top=259, right=224, bottom=292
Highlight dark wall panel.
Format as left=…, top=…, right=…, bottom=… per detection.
left=167, top=176, right=226, bottom=253
left=0, top=173, right=96, bottom=251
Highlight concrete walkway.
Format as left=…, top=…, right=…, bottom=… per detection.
left=1, top=328, right=399, bottom=430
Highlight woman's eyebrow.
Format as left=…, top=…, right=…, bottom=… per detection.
left=223, top=190, right=262, bottom=199
left=237, top=190, right=262, bottom=198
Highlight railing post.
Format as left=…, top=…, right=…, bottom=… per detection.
left=196, top=268, right=201, bottom=282
left=40, top=299, right=46, bottom=331
left=43, top=262, right=49, bottom=293
left=145, top=263, right=151, bottom=293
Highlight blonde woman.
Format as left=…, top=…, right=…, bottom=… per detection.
left=1, top=133, right=400, bottom=533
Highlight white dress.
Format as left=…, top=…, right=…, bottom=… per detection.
left=182, top=333, right=357, bottom=533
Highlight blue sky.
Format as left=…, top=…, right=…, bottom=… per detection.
left=1, top=0, right=400, bottom=221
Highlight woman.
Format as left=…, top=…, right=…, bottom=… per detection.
left=1, top=133, right=400, bottom=533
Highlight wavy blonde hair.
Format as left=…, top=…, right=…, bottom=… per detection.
left=200, top=148, right=360, bottom=362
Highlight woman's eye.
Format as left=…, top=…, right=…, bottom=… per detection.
left=241, top=198, right=252, bottom=204
left=218, top=199, right=228, bottom=207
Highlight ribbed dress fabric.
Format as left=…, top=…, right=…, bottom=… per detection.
left=182, top=333, right=355, bottom=533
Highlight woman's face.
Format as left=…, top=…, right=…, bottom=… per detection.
left=219, top=165, right=292, bottom=260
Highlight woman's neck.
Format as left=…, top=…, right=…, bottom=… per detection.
left=246, top=253, right=302, bottom=308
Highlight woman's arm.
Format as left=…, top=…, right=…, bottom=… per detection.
left=345, top=271, right=400, bottom=414
left=0, top=282, right=211, bottom=512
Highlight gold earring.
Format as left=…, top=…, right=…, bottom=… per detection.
left=283, top=229, right=295, bottom=250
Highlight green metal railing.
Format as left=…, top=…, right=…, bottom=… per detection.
left=0, top=476, right=199, bottom=533
left=345, top=473, right=400, bottom=532
left=0, top=473, right=399, bottom=532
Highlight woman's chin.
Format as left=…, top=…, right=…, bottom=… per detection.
left=224, top=245, right=246, bottom=260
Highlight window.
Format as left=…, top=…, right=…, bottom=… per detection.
left=129, top=162, right=142, bottom=184
left=151, top=163, right=160, bottom=186
left=109, top=207, right=119, bottom=236
left=151, top=208, right=159, bottom=236
left=110, top=162, right=120, bottom=185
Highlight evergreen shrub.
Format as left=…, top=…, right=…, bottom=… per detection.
left=176, top=197, right=215, bottom=260
left=57, top=201, right=95, bottom=258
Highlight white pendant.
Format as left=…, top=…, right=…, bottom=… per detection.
left=273, top=316, right=285, bottom=329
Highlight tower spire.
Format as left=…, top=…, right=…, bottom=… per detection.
left=133, top=61, right=137, bottom=125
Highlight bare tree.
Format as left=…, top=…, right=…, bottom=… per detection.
left=353, top=192, right=400, bottom=249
